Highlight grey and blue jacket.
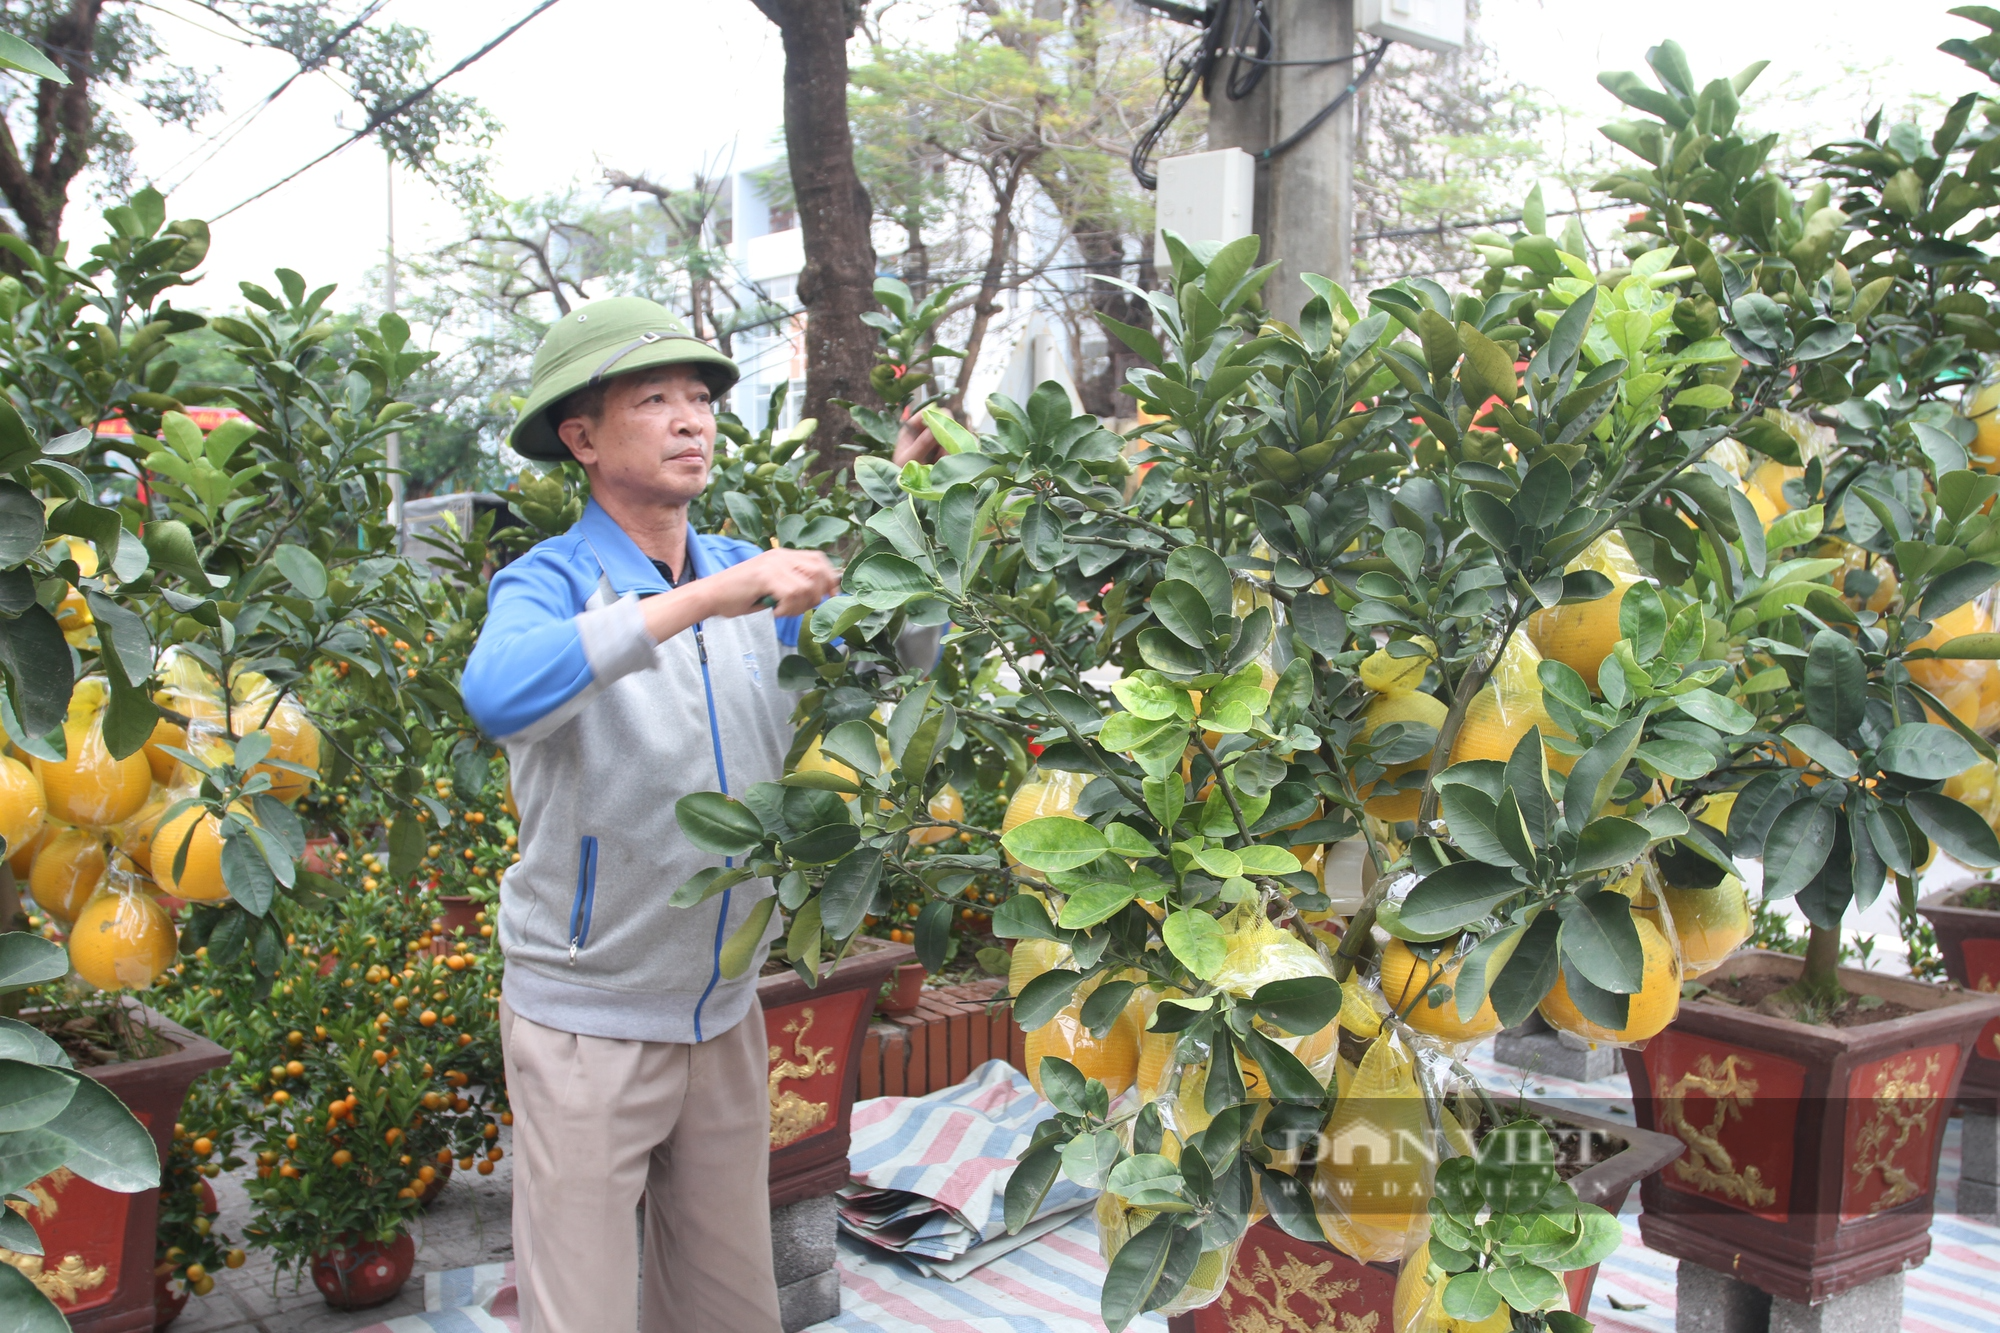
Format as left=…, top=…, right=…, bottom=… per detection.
left=461, top=499, right=799, bottom=1044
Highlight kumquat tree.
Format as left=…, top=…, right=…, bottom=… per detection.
left=670, top=26, right=2000, bottom=1330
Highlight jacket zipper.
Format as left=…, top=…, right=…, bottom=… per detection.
left=567, top=835, right=598, bottom=963
left=691, top=622, right=732, bottom=1041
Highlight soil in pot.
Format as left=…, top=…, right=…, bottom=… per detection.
left=310, top=1231, right=415, bottom=1309
left=1694, top=973, right=1921, bottom=1026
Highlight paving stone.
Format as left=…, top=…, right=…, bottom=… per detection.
left=1961, top=1106, right=1999, bottom=1218
left=1675, top=1260, right=1773, bottom=1333
left=776, top=1265, right=841, bottom=1333
left=1492, top=1015, right=1621, bottom=1081
left=1769, top=1271, right=1903, bottom=1333
left=770, top=1192, right=837, bottom=1287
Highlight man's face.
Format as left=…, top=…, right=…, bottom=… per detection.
left=558, top=365, right=716, bottom=508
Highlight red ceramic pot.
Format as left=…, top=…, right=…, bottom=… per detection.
left=309, top=1230, right=415, bottom=1310
left=300, top=837, right=341, bottom=876
left=1623, top=949, right=2000, bottom=1304
left=1166, top=1098, right=1681, bottom=1332
left=151, top=1269, right=187, bottom=1330
left=1916, top=886, right=2000, bottom=1109
left=761, top=935, right=912, bottom=1208
left=11, top=1003, right=227, bottom=1333
left=876, top=961, right=927, bottom=1017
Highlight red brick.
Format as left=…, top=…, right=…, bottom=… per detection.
left=881, top=1027, right=906, bottom=1098
left=946, top=1006, right=973, bottom=1085
left=967, top=999, right=991, bottom=1069
left=925, top=1011, right=949, bottom=1094
left=859, top=1030, right=881, bottom=1101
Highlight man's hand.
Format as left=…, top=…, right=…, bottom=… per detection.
left=705, top=548, right=840, bottom=618
left=893, top=408, right=943, bottom=467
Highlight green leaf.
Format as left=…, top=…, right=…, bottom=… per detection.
left=1246, top=976, right=1343, bottom=1035
left=220, top=829, right=277, bottom=916
left=1062, top=1127, right=1125, bottom=1189
left=0, top=934, right=69, bottom=993
left=1107, top=1153, right=1186, bottom=1203
left=1906, top=791, right=2000, bottom=867
left=718, top=895, right=776, bottom=979
left=1765, top=503, right=1825, bottom=551
left=1618, top=583, right=1667, bottom=661
left=1015, top=968, right=1085, bottom=1030
left=273, top=543, right=327, bottom=598
left=0, top=1060, right=76, bottom=1133
left=1561, top=891, right=1646, bottom=993
left=1399, top=860, right=1524, bottom=935
left=1101, top=1213, right=1177, bottom=1332
left=1455, top=924, right=1524, bottom=1023
left=1443, top=1270, right=1505, bottom=1322
left=0, top=32, right=69, bottom=84
left=43, top=1076, right=159, bottom=1192
left=787, top=896, right=823, bottom=979
left=819, top=846, right=887, bottom=938
left=0, top=607, right=73, bottom=739
left=1876, top=724, right=1982, bottom=780
left=1082, top=979, right=1139, bottom=1037
left=1804, top=630, right=1867, bottom=743
left=1237, top=1026, right=1325, bottom=1102
left=914, top=898, right=953, bottom=972
left=1782, top=724, right=1859, bottom=779
left=1004, top=1140, right=1063, bottom=1234
left=1674, top=689, right=1756, bottom=735
left=675, top=792, right=766, bottom=857
left=1489, top=1261, right=1568, bottom=1313
left=1235, top=844, right=1302, bottom=875
left=1059, top=883, right=1138, bottom=930
left=0, top=1263, right=70, bottom=1333
left=1763, top=796, right=1838, bottom=899
left=1489, top=910, right=1563, bottom=1025
left=1001, top=816, right=1109, bottom=872
left=669, top=864, right=753, bottom=909
left=1162, top=909, right=1228, bottom=980
left=845, top=551, right=934, bottom=610
left=1564, top=718, right=1643, bottom=832
left=1571, top=817, right=1650, bottom=874
left=0, top=1203, right=40, bottom=1255
left=1921, top=560, right=1999, bottom=618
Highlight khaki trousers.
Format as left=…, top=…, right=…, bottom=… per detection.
left=500, top=998, right=783, bottom=1333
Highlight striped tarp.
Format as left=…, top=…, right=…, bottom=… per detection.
left=356, top=1040, right=1998, bottom=1333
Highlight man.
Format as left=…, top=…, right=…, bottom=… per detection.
left=461, top=297, right=934, bottom=1332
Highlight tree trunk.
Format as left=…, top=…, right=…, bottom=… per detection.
left=945, top=162, right=1027, bottom=418
left=0, top=0, right=106, bottom=251
left=750, top=0, right=879, bottom=472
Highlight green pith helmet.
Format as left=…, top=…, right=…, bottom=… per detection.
left=507, top=297, right=740, bottom=461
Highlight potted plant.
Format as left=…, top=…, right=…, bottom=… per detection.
left=1914, top=880, right=2000, bottom=1110
left=0, top=925, right=221, bottom=1333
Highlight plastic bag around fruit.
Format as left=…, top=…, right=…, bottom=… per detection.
left=68, top=866, right=178, bottom=991
left=1095, top=1191, right=1239, bottom=1315
left=1539, top=860, right=1685, bottom=1048
left=1312, top=1027, right=1437, bottom=1263
left=1023, top=989, right=1142, bottom=1099
left=1375, top=933, right=1503, bottom=1050
left=1526, top=533, right=1647, bottom=690
left=1210, top=898, right=1341, bottom=1087
left=1907, top=598, right=2000, bottom=734
left=34, top=678, right=152, bottom=830
left=1448, top=632, right=1575, bottom=774
left=1393, top=1239, right=1513, bottom=1332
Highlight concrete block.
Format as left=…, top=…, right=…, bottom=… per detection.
left=1492, top=1020, right=1621, bottom=1082
left=1769, top=1271, right=1903, bottom=1333
left=1675, top=1261, right=1772, bottom=1333
left=769, top=1192, right=838, bottom=1287
left=776, top=1266, right=841, bottom=1333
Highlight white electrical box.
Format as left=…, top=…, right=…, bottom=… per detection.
left=1360, top=0, right=1465, bottom=54
left=1153, top=148, right=1255, bottom=266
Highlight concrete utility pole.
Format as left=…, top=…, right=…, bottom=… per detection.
left=385, top=149, right=404, bottom=534
left=1205, top=0, right=1356, bottom=325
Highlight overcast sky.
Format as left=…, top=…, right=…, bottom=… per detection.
left=85, top=1, right=1995, bottom=318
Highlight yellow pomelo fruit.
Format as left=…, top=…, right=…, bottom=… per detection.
left=151, top=806, right=244, bottom=902
left=1527, top=535, right=1644, bottom=691
left=112, top=795, right=168, bottom=874
left=1664, top=874, right=1750, bottom=979
left=1393, top=1241, right=1513, bottom=1333
left=1358, top=690, right=1447, bottom=821
left=244, top=701, right=320, bottom=803
left=1909, top=602, right=1995, bottom=732
left=68, top=888, right=177, bottom=991
left=36, top=715, right=152, bottom=829
left=1134, top=987, right=1182, bottom=1102
left=143, top=717, right=185, bottom=785
left=1096, top=1194, right=1236, bottom=1313
left=907, top=784, right=965, bottom=845
left=1970, top=381, right=2000, bottom=471
left=1540, top=914, right=1679, bottom=1042
left=1359, top=637, right=1435, bottom=694
left=30, top=827, right=108, bottom=925
left=1377, top=937, right=1502, bottom=1043
left=0, top=754, right=48, bottom=857
left=1023, top=998, right=1141, bottom=1099
left=1339, top=973, right=1383, bottom=1038
left=9, top=820, right=57, bottom=879
left=1749, top=460, right=1800, bottom=514
left=1745, top=485, right=1780, bottom=527
left=1695, top=791, right=1736, bottom=832
left=1313, top=1035, right=1432, bottom=1262
left=1831, top=550, right=1898, bottom=614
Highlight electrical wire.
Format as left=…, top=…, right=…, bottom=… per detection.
left=1256, top=38, right=1390, bottom=163
left=1129, top=3, right=1231, bottom=190
left=153, top=0, right=396, bottom=194
left=210, top=0, right=566, bottom=223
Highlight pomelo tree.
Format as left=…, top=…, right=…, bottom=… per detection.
left=673, top=23, right=2000, bottom=1326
